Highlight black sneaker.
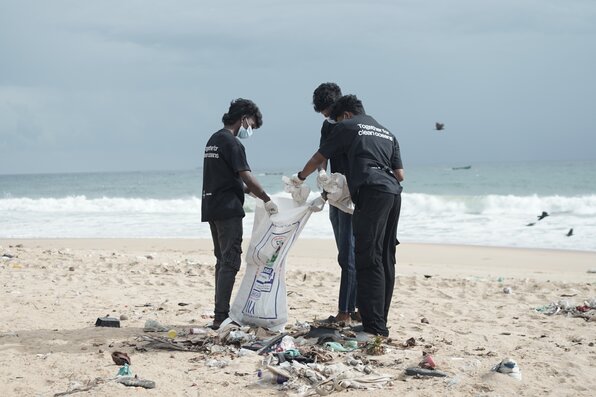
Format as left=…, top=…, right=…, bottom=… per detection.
left=208, top=320, right=223, bottom=330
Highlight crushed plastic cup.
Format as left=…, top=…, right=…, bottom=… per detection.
left=492, top=358, right=522, bottom=381
left=143, top=319, right=168, bottom=332
left=276, top=335, right=296, bottom=352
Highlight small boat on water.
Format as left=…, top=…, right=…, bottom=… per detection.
left=452, top=165, right=471, bottom=170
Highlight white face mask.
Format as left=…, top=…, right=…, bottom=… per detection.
left=325, top=117, right=337, bottom=125
left=238, top=120, right=253, bottom=139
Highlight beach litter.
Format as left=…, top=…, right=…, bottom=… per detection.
left=117, top=363, right=133, bottom=376
left=254, top=355, right=393, bottom=394
left=132, top=319, right=398, bottom=393
left=111, top=351, right=131, bottom=365
left=114, top=375, right=156, bottom=389
left=419, top=353, right=436, bottom=369
left=404, top=367, right=448, bottom=377
left=404, top=352, right=448, bottom=378
left=143, top=319, right=169, bottom=332
left=95, top=316, right=120, bottom=328
left=226, top=329, right=256, bottom=344
left=53, top=364, right=155, bottom=395
left=324, top=341, right=356, bottom=352
left=535, top=297, right=596, bottom=320
left=491, top=357, right=522, bottom=380
left=114, top=363, right=156, bottom=389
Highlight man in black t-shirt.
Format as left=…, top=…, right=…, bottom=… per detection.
left=292, top=95, right=404, bottom=337
left=312, top=83, right=358, bottom=323
left=202, top=98, right=278, bottom=330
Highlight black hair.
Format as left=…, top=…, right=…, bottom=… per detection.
left=222, top=98, right=263, bottom=128
left=329, top=94, right=365, bottom=120
left=312, top=82, right=342, bottom=113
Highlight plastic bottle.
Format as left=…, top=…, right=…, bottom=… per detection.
left=257, top=369, right=288, bottom=385
left=266, top=246, right=281, bottom=267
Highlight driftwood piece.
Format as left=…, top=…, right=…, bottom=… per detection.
left=53, top=378, right=104, bottom=396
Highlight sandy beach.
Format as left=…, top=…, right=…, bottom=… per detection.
left=1, top=238, right=595, bottom=396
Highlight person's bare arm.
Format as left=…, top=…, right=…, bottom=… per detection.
left=239, top=171, right=271, bottom=202
left=317, top=159, right=328, bottom=172
left=393, top=168, right=404, bottom=182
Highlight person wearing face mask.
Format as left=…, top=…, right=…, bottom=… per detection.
left=291, top=94, right=404, bottom=338
left=201, top=98, right=278, bottom=330
left=312, top=82, right=359, bottom=324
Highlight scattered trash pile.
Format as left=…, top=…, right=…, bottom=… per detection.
left=131, top=317, right=532, bottom=392
left=138, top=319, right=396, bottom=394
left=46, top=312, right=530, bottom=394
left=535, top=297, right=596, bottom=321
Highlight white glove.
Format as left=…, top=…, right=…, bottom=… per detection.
left=290, top=173, right=305, bottom=187
left=264, top=200, right=279, bottom=215
left=316, top=170, right=329, bottom=191
left=309, top=196, right=326, bottom=212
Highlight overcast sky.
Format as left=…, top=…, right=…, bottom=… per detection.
left=1, top=0, right=595, bottom=174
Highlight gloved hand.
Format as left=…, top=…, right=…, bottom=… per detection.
left=309, top=196, right=326, bottom=212
left=264, top=200, right=279, bottom=215
left=316, top=169, right=329, bottom=191
left=290, top=173, right=305, bottom=187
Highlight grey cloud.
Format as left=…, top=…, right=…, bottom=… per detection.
left=0, top=0, right=595, bottom=174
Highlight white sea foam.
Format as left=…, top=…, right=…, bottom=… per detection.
left=0, top=195, right=202, bottom=213
left=3, top=193, right=595, bottom=216
left=1, top=193, right=595, bottom=251
left=405, top=193, right=596, bottom=216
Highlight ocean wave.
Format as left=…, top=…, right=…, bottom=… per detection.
left=1, top=193, right=595, bottom=250
left=2, top=194, right=596, bottom=217
left=0, top=195, right=202, bottom=213
left=405, top=193, right=596, bottom=216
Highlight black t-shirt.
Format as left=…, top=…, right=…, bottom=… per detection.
left=318, top=114, right=403, bottom=201
left=201, top=129, right=251, bottom=221
left=319, top=120, right=347, bottom=174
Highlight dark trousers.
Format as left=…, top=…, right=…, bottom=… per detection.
left=329, top=205, right=357, bottom=313
left=353, top=188, right=401, bottom=336
left=209, top=217, right=243, bottom=322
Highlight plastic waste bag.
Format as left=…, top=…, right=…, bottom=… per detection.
left=317, top=170, right=354, bottom=214
left=281, top=175, right=311, bottom=205
left=229, top=197, right=316, bottom=331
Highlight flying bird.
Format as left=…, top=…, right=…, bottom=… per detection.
left=435, top=122, right=445, bottom=131
left=537, top=211, right=549, bottom=221
left=566, top=228, right=574, bottom=237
